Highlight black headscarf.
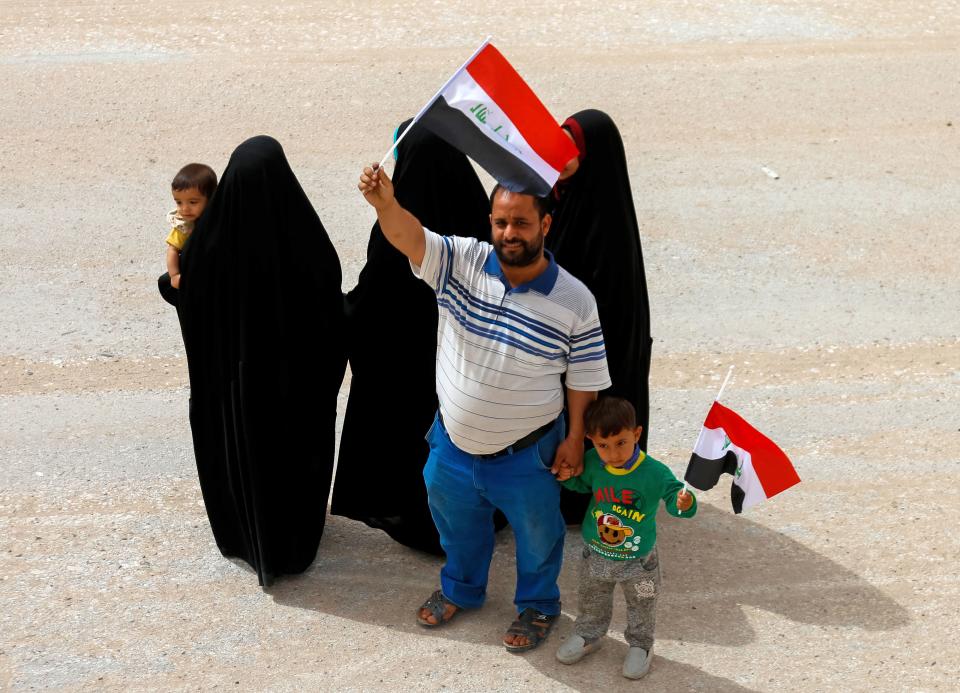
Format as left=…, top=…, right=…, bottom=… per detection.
left=330, top=121, right=490, bottom=554
left=177, top=136, right=346, bottom=586
left=548, top=110, right=653, bottom=519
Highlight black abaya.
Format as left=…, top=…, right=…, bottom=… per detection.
left=550, top=110, right=652, bottom=438
left=548, top=110, right=653, bottom=521
left=330, top=122, right=490, bottom=554
left=177, top=136, right=346, bottom=586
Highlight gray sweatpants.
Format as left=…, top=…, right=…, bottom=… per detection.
left=573, top=543, right=662, bottom=650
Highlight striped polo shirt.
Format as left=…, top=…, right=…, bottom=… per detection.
left=412, top=228, right=611, bottom=455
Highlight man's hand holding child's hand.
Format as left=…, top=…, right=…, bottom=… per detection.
left=551, top=435, right=585, bottom=481
left=554, top=461, right=575, bottom=482
left=676, top=489, right=693, bottom=512
left=551, top=436, right=585, bottom=480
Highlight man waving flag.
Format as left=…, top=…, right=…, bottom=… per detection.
left=384, top=38, right=578, bottom=197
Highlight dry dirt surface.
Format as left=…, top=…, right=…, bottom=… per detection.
left=2, top=1, right=959, bottom=691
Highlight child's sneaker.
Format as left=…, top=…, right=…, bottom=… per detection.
left=623, top=645, right=653, bottom=679
left=555, top=634, right=602, bottom=664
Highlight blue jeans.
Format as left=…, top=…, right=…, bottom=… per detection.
left=423, top=413, right=567, bottom=615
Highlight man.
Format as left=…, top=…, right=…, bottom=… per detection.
left=358, top=162, right=611, bottom=652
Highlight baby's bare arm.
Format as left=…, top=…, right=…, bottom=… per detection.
left=166, top=245, right=181, bottom=288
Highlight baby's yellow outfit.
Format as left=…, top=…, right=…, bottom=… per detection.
left=165, top=210, right=195, bottom=251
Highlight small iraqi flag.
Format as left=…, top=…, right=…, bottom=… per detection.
left=412, top=39, right=578, bottom=197
left=684, top=401, right=800, bottom=514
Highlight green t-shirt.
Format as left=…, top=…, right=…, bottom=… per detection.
left=561, top=447, right=697, bottom=560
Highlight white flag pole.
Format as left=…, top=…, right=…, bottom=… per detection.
left=715, top=364, right=735, bottom=404
left=376, top=36, right=492, bottom=170
left=679, top=365, right=735, bottom=513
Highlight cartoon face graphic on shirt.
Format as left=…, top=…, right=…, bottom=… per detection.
left=595, top=512, right=634, bottom=547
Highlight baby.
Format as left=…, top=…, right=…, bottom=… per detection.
left=165, top=163, right=217, bottom=288
left=556, top=396, right=696, bottom=679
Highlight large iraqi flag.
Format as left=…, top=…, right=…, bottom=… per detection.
left=684, top=401, right=800, bottom=513
left=410, top=39, right=578, bottom=197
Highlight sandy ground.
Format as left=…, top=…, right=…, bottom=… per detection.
left=2, top=1, right=959, bottom=691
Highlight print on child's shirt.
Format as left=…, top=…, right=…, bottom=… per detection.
left=596, top=511, right=633, bottom=546
left=588, top=481, right=649, bottom=558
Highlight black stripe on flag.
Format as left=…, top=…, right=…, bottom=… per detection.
left=419, top=98, right=553, bottom=197
left=684, top=450, right=739, bottom=491
left=730, top=483, right=745, bottom=515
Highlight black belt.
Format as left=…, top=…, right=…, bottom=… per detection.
left=440, top=413, right=556, bottom=460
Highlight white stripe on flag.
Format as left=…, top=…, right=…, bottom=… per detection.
left=440, top=70, right=560, bottom=189
left=694, top=426, right=768, bottom=511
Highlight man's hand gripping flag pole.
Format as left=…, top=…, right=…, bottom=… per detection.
left=376, top=37, right=493, bottom=171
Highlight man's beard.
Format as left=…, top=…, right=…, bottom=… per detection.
left=493, top=232, right=544, bottom=267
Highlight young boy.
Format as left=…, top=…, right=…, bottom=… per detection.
left=555, top=396, right=696, bottom=679
left=165, top=163, right=217, bottom=289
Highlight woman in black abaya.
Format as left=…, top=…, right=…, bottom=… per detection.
left=330, top=121, right=490, bottom=554
left=549, top=110, right=653, bottom=521
left=177, top=136, right=346, bottom=586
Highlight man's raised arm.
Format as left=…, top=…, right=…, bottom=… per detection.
left=358, top=163, right=427, bottom=267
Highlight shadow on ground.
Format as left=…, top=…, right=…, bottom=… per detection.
left=266, top=503, right=909, bottom=690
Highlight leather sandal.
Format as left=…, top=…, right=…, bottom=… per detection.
left=503, top=608, right=559, bottom=652
left=416, top=590, right=461, bottom=627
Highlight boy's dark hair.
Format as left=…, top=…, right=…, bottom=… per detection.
left=172, top=163, right=218, bottom=199
left=584, top=396, right=638, bottom=438
left=489, top=182, right=552, bottom=220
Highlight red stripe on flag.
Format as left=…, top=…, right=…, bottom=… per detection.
left=704, top=402, right=800, bottom=499
left=465, top=45, right=578, bottom=173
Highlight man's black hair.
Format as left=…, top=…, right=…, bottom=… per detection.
left=489, top=182, right=552, bottom=219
